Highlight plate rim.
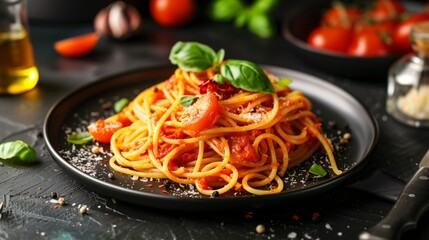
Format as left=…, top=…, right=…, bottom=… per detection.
left=43, top=65, right=379, bottom=211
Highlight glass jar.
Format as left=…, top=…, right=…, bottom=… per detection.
left=0, top=0, right=39, bottom=95
left=386, top=21, right=429, bottom=128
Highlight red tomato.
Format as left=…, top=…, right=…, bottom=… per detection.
left=228, top=134, right=260, bottom=167
left=366, top=0, right=405, bottom=22
left=392, top=13, right=429, bottom=53
left=181, top=93, right=220, bottom=136
left=149, top=0, right=195, bottom=27
left=307, top=27, right=352, bottom=53
left=322, top=3, right=361, bottom=29
left=354, top=19, right=396, bottom=35
left=87, top=119, right=123, bottom=144
left=347, top=31, right=392, bottom=56
left=54, top=33, right=99, bottom=58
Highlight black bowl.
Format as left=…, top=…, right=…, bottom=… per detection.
left=282, top=0, right=402, bottom=80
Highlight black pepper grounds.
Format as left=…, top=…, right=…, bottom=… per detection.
left=50, top=192, right=57, bottom=199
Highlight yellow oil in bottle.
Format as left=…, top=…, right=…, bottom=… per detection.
left=0, top=31, right=39, bottom=95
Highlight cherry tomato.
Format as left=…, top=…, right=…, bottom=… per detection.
left=181, top=93, right=220, bottom=136
left=392, top=13, right=429, bottom=53
left=149, top=0, right=195, bottom=27
left=307, top=27, right=352, bottom=53
left=366, top=0, right=405, bottom=22
left=228, top=134, right=260, bottom=167
left=54, top=33, right=99, bottom=58
left=87, top=119, right=123, bottom=144
left=321, top=3, right=361, bottom=29
left=354, top=19, right=396, bottom=35
left=347, top=31, right=392, bottom=56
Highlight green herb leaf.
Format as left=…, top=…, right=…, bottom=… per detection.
left=221, top=60, right=275, bottom=93
left=276, top=78, right=293, bottom=87
left=214, top=74, right=226, bottom=84
left=0, top=140, right=37, bottom=163
left=209, top=0, right=245, bottom=22
left=251, top=0, right=279, bottom=14
left=169, top=41, right=217, bottom=72
left=309, top=163, right=327, bottom=178
left=67, top=132, right=94, bottom=145
left=234, top=11, right=249, bottom=28
left=180, top=96, right=199, bottom=107
left=114, top=98, right=130, bottom=113
left=247, top=13, right=276, bottom=38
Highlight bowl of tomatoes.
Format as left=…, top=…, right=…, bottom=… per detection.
left=282, top=0, right=429, bottom=80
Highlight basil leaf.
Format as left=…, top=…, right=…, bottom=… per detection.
left=214, top=74, right=226, bottom=84
left=251, top=0, right=279, bottom=14
left=169, top=42, right=217, bottom=72
left=114, top=98, right=130, bottom=113
left=67, top=132, right=94, bottom=145
left=309, top=163, right=327, bottom=178
left=209, top=0, right=245, bottom=22
left=248, top=13, right=276, bottom=38
left=276, top=78, right=293, bottom=87
left=0, top=140, right=37, bottom=163
left=180, top=96, right=199, bottom=107
left=234, top=11, right=249, bottom=28
left=221, top=60, right=275, bottom=93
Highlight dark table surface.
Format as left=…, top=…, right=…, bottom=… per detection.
left=1, top=1, right=429, bottom=240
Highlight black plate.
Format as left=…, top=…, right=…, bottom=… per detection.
left=43, top=65, right=378, bottom=211
left=282, top=0, right=421, bottom=80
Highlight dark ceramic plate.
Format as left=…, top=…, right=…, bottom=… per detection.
left=43, top=65, right=378, bottom=211
left=282, top=0, right=420, bottom=80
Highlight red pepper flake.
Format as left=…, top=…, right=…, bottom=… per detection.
left=312, top=212, right=321, bottom=222
left=158, top=184, right=165, bottom=188
left=146, top=184, right=153, bottom=187
left=162, top=190, right=169, bottom=194
left=52, top=205, right=59, bottom=209
left=292, top=215, right=300, bottom=221
left=245, top=213, right=253, bottom=219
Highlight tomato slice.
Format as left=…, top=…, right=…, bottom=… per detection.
left=181, top=93, right=220, bottom=136
left=87, top=119, right=123, bottom=144
left=54, top=33, right=99, bottom=57
left=228, top=134, right=260, bottom=167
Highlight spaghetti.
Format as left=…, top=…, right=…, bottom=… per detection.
left=102, top=66, right=342, bottom=196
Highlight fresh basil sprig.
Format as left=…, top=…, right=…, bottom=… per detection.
left=169, top=41, right=275, bottom=94
left=209, top=0, right=279, bottom=38
left=169, top=41, right=224, bottom=72
left=219, top=60, right=275, bottom=93
left=67, top=132, right=94, bottom=145
left=0, top=140, right=37, bottom=164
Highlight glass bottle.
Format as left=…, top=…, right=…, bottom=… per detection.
left=386, top=21, right=429, bottom=128
left=0, top=0, right=39, bottom=95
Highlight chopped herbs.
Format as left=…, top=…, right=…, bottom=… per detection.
left=67, top=132, right=93, bottom=145
left=0, top=140, right=37, bottom=164
left=276, top=78, right=293, bottom=87
left=180, top=96, right=199, bottom=107
left=309, top=163, right=327, bottom=178
left=113, top=98, right=130, bottom=113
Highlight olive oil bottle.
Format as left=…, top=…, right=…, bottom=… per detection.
left=0, top=0, right=39, bottom=95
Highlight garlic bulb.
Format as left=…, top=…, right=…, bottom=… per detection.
left=94, top=1, right=142, bottom=39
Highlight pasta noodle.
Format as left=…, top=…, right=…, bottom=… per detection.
left=105, top=67, right=341, bottom=196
